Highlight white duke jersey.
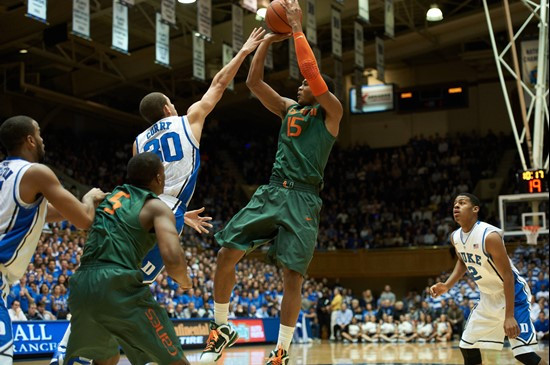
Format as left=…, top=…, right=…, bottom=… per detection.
left=452, top=221, right=528, bottom=296
left=135, top=115, right=200, bottom=210
left=0, top=158, right=48, bottom=284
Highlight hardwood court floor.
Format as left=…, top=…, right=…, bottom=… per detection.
left=16, top=341, right=550, bottom=364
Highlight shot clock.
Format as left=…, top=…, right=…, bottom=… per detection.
left=517, top=169, right=548, bottom=194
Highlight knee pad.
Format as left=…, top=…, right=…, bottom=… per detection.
left=515, top=352, right=541, bottom=365
left=460, top=347, right=482, bottom=365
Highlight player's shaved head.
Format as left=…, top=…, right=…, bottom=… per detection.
left=0, top=115, right=36, bottom=153
left=126, top=152, right=163, bottom=190
left=140, top=92, right=168, bottom=124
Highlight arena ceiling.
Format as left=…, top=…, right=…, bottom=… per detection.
left=0, top=0, right=537, bottom=128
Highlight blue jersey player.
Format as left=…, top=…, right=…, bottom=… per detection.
left=0, top=116, right=105, bottom=364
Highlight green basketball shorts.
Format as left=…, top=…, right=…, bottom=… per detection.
left=64, top=264, right=186, bottom=364
left=215, top=178, right=322, bottom=276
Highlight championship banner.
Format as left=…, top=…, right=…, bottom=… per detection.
left=26, top=0, right=47, bottom=23
left=521, top=40, right=538, bottom=89
left=72, top=0, right=90, bottom=40
left=384, top=0, right=394, bottom=38
left=155, top=13, right=170, bottom=67
left=112, top=0, right=129, bottom=54
left=197, top=0, right=212, bottom=40
left=193, top=33, right=206, bottom=81
left=222, top=43, right=234, bottom=91
left=289, top=38, right=299, bottom=80
left=331, top=8, right=342, bottom=59
left=376, top=36, right=385, bottom=82
left=334, top=59, right=343, bottom=100
left=358, top=0, right=369, bottom=23
left=232, top=4, right=244, bottom=53
left=265, top=44, right=274, bottom=70
left=242, top=0, right=257, bottom=13
left=354, top=21, right=364, bottom=69
left=306, top=0, right=317, bottom=45
left=161, top=0, right=176, bottom=26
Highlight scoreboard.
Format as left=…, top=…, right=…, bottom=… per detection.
left=517, top=169, right=548, bottom=193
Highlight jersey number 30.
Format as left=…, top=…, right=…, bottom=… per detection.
left=144, top=132, right=184, bottom=162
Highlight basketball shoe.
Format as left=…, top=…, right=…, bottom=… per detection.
left=266, top=346, right=290, bottom=365
left=49, top=345, right=91, bottom=365
left=199, top=321, right=239, bottom=363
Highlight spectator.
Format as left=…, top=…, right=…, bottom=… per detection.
left=333, top=302, right=353, bottom=341
left=447, top=299, right=464, bottom=337
left=380, top=285, right=396, bottom=305
left=26, top=303, right=41, bottom=320
left=341, top=317, right=362, bottom=343
left=8, top=300, right=27, bottom=321
left=534, top=312, right=549, bottom=341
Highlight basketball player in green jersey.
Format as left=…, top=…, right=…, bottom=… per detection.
left=64, top=152, right=192, bottom=365
left=200, top=1, right=342, bottom=363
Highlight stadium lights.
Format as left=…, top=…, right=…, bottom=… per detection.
left=19, top=49, right=28, bottom=54
left=426, top=4, right=443, bottom=22
left=448, top=87, right=463, bottom=94
left=400, top=92, right=412, bottom=99
left=177, top=0, right=196, bottom=4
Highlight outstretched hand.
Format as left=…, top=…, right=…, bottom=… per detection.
left=241, top=27, right=267, bottom=55
left=184, top=207, right=213, bottom=234
left=264, top=32, right=292, bottom=43
left=280, top=0, right=303, bottom=27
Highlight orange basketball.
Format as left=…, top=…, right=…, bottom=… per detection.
left=265, top=0, right=301, bottom=34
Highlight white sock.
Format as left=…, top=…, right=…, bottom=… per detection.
left=59, top=325, right=71, bottom=348
left=214, top=302, right=229, bottom=326
left=277, top=324, right=295, bottom=352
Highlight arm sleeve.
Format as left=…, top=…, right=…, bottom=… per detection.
left=293, top=32, right=328, bottom=96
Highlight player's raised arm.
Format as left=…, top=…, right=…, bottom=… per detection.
left=246, top=33, right=295, bottom=118
left=186, top=28, right=266, bottom=139
left=282, top=0, right=343, bottom=136
left=484, top=232, right=520, bottom=339
left=21, top=164, right=106, bottom=229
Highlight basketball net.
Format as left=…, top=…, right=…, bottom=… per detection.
left=522, top=225, right=541, bottom=245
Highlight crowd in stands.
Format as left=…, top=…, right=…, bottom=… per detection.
left=8, top=224, right=549, bottom=346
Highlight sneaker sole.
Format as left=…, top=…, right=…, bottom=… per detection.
left=204, top=331, right=240, bottom=363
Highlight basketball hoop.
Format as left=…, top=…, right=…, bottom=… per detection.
left=522, top=225, right=541, bottom=245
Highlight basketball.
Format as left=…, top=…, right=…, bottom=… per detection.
left=265, top=0, right=301, bottom=34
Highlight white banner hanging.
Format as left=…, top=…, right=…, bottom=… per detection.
left=331, top=8, right=342, bottom=59
left=359, top=0, right=369, bottom=23
left=222, top=44, right=235, bottom=91
left=120, top=0, right=134, bottom=5
left=354, top=21, right=364, bottom=69
left=232, top=4, right=244, bottom=53
left=376, top=36, right=385, bottom=82
left=385, top=0, right=394, bottom=38
left=156, top=13, right=170, bottom=67
left=242, top=0, right=257, bottom=13
left=112, top=0, right=129, bottom=54
left=26, top=0, right=47, bottom=23
left=306, top=0, right=317, bottom=45
left=289, top=38, right=299, bottom=80
left=197, top=0, right=212, bottom=40
left=193, top=34, right=206, bottom=81
left=334, top=59, right=343, bottom=100
left=521, top=40, right=539, bottom=89
left=161, top=0, right=176, bottom=26
left=72, top=0, right=90, bottom=39
left=266, top=44, right=274, bottom=70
